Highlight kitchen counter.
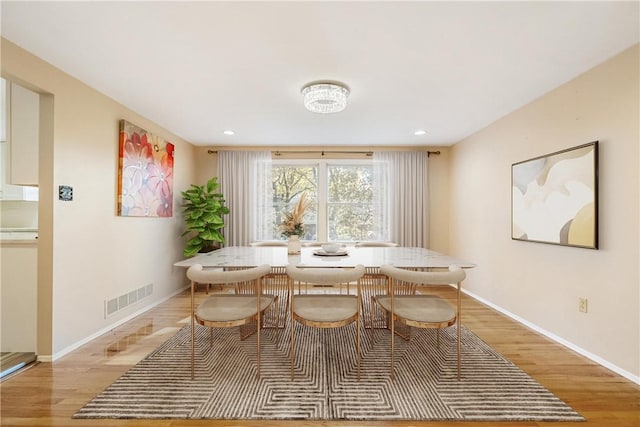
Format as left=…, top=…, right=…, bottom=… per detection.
left=0, top=229, right=38, bottom=243
left=0, top=227, right=37, bottom=231
left=1, top=240, right=38, bottom=247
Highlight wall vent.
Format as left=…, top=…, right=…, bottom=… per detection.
left=105, top=283, right=153, bottom=318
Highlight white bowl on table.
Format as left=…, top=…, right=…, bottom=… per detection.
left=321, top=243, right=341, bottom=253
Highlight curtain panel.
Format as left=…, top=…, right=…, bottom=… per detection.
left=373, top=151, right=429, bottom=248
left=217, top=151, right=272, bottom=246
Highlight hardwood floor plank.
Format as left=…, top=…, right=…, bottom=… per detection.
left=1, top=288, right=638, bottom=427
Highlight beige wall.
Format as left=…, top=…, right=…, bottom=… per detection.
left=196, top=145, right=450, bottom=251
left=449, top=45, right=639, bottom=379
left=1, top=39, right=198, bottom=358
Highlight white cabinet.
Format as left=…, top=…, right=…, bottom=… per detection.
left=0, top=78, right=39, bottom=200
left=8, top=81, right=39, bottom=186
left=0, top=79, right=6, bottom=143
left=1, top=142, right=38, bottom=200
left=0, top=241, right=37, bottom=354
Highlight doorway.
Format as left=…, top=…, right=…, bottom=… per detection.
left=0, top=77, right=40, bottom=379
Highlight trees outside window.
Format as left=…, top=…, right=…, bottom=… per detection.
left=327, top=165, right=373, bottom=241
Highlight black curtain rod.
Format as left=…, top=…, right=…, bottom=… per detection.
left=273, top=150, right=373, bottom=157
left=207, top=149, right=441, bottom=157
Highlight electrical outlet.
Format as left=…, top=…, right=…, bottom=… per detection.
left=578, top=297, right=588, bottom=313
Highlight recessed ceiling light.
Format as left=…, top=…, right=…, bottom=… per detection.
left=223, top=130, right=235, bottom=136
left=414, top=130, right=427, bottom=136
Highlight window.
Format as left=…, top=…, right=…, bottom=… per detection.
left=272, top=163, right=318, bottom=241
left=270, top=160, right=375, bottom=242
left=327, top=164, right=373, bottom=241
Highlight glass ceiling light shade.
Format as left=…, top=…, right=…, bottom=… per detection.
left=301, top=82, right=350, bottom=114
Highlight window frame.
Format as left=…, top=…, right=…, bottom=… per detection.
left=272, top=158, right=374, bottom=242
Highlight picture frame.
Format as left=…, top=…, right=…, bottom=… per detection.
left=511, top=141, right=598, bottom=249
left=117, top=120, right=174, bottom=217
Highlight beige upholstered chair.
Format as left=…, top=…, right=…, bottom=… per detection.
left=373, top=264, right=466, bottom=380
left=186, top=264, right=277, bottom=379
left=355, top=241, right=398, bottom=247
left=285, top=264, right=366, bottom=380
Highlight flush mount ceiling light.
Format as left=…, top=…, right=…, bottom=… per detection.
left=301, top=81, right=350, bottom=114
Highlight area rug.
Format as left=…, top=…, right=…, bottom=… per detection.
left=74, top=323, right=584, bottom=421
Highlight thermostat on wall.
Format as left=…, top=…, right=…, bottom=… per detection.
left=59, top=185, right=73, bottom=201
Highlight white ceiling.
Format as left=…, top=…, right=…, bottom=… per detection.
left=1, top=1, right=638, bottom=147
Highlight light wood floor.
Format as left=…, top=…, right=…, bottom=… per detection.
left=1, top=287, right=638, bottom=427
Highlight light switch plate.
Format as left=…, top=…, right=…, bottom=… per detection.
left=59, top=185, right=73, bottom=201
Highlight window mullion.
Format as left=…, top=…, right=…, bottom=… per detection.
left=317, top=161, right=328, bottom=242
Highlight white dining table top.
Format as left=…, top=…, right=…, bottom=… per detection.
left=173, top=246, right=475, bottom=269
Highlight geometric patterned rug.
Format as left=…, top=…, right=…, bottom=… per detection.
left=74, top=323, right=584, bottom=421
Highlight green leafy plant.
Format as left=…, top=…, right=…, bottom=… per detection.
left=181, top=177, right=229, bottom=257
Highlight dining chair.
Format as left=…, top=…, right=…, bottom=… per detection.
left=373, top=264, right=466, bottom=380
left=186, top=263, right=277, bottom=380
left=285, top=264, right=366, bottom=380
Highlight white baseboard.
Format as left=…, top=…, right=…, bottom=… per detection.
left=461, top=288, right=640, bottom=385
left=38, top=285, right=190, bottom=363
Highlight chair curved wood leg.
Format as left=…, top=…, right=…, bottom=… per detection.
left=190, top=280, right=195, bottom=380
left=391, top=312, right=395, bottom=381
left=257, top=317, right=261, bottom=380
left=457, top=324, right=461, bottom=381
left=256, top=277, right=261, bottom=380
left=356, top=314, right=361, bottom=381
left=370, top=296, right=376, bottom=347
left=275, top=296, right=280, bottom=346
left=290, top=319, right=295, bottom=380
left=457, top=283, right=462, bottom=381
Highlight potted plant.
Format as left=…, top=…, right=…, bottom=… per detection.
left=279, top=192, right=310, bottom=238
left=279, top=193, right=310, bottom=254
left=181, top=177, right=230, bottom=257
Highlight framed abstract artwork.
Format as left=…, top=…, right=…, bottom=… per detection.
left=117, top=120, right=174, bottom=217
left=512, top=141, right=598, bottom=249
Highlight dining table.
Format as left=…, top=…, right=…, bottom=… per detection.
left=173, top=245, right=476, bottom=270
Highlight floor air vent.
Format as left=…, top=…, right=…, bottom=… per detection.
left=105, top=283, right=153, bottom=318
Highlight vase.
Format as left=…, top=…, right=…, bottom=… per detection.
left=287, top=235, right=301, bottom=254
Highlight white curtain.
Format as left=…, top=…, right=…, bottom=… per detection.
left=373, top=151, right=429, bottom=248
left=217, top=151, right=272, bottom=246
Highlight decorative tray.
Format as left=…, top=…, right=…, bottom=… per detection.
left=313, top=249, right=349, bottom=257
